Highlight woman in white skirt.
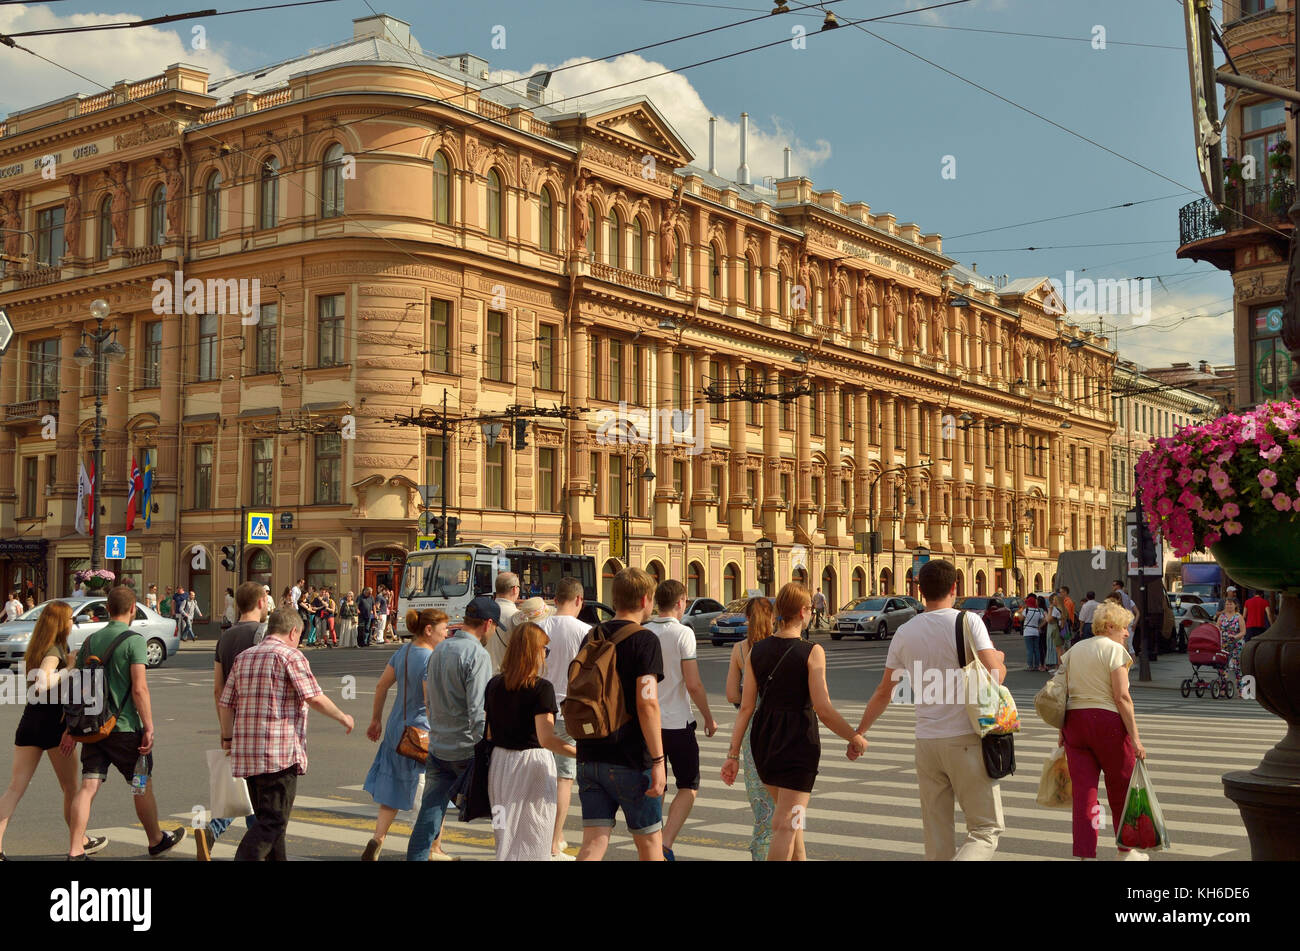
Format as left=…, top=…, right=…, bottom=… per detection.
left=484, top=621, right=576, bottom=861
left=338, top=591, right=359, bottom=649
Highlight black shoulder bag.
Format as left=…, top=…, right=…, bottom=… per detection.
left=954, top=611, right=1016, bottom=780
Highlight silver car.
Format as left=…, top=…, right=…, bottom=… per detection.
left=0, top=596, right=180, bottom=669
left=831, top=596, right=919, bottom=640
left=682, top=597, right=726, bottom=635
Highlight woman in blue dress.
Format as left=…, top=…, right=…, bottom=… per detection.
left=362, top=608, right=447, bottom=860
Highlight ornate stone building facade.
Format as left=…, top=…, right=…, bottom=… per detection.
left=0, top=14, right=1115, bottom=611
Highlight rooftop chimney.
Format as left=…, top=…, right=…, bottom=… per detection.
left=738, top=112, right=751, bottom=185
left=784, top=146, right=792, bottom=178
left=708, top=117, right=717, bottom=176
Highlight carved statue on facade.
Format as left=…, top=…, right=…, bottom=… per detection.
left=1010, top=331, right=1025, bottom=379
left=883, top=280, right=898, bottom=342
left=572, top=171, right=594, bottom=250
left=828, top=262, right=843, bottom=326
left=157, top=149, right=184, bottom=238
left=907, top=290, right=923, bottom=349
left=659, top=186, right=683, bottom=277
left=1046, top=342, right=1060, bottom=385
left=64, top=174, right=81, bottom=258
left=855, top=272, right=876, bottom=337
left=104, top=163, right=130, bottom=249
left=797, top=251, right=812, bottom=314
left=1, top=190, right=21, bottom=262
left=930, top=294, right=945, bottom=355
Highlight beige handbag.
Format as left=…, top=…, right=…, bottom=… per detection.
left=1034, top=657, right=1069, bottom=729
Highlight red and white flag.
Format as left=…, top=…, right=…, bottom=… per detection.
left=125, top=456, right=142, bottom=531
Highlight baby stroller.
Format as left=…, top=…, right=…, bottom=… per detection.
left=1181, top=623, right=1235, bottom=699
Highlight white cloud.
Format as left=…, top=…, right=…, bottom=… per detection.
left=1085, top=287, right=1236, bottom=370
left=492, top=53, right=832, bottom=182
left=0, top=6, right=234, bottom=117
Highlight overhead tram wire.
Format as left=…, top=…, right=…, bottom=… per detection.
left=0, top=0, right=345, bottom=39
left=944, top=193, right=1191, bottom=240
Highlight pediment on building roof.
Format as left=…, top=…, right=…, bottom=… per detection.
left=587, top=100, right=694, bottom=165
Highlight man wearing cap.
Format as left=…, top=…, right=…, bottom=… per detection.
left=406, top=594, right=497, bottom=860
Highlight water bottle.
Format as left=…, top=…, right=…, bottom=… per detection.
left=131, top=754, right=150, bottom=796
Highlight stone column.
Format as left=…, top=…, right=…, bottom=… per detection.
left=947, top=303, right=962, bottom=372
left=56, top=324, right=80, bottom=496
left=925, top=404, right=945, bottom=547
left=690, top=350, right=715, bottom=536
left=852, top=388, right=870, bottom=532
left=1049, top=432, right=1064, bottom=556
left=972, top=414, right=989, bottom=553
left=880, top=395, right=897, bottom=537
left=762, top=384, right=784, bottom=538
left=951, top=406, right=968, bottom=550
left=795, top=379, right=813, bottom=529
left=824, top=381, right=844, bottom=545
left=157, top=315, right=181, bottom=508
left=568, top=322, right=595, bottom=533
left=903, top=399, right=922, bottom=547
left=727, top=358, right=749, bottom=538
left=0, top=338, right=16, bottom=515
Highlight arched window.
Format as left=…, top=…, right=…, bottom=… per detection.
left=203, top=171, right=221, bottom=241
left=97, top=196, right=113, bottom=260
left=148, top=184, right=166, bottom=245
left=779, top=269, right=789, bottom=317
left=672, top=230, right=684, bottom=284
left=601, top=558, right=621, bottom=605
left=687, top=560, right=704, bottom=599
left=606, top=211, right=621, bottom=267
left=432, top=150, right=451, bottom=224
left=707, top=245, right=719, bottom=298
left=539, top=186, right=554, bottom=253
left=647, top=560, right=664, bottom=586
left=305, top=547, right=339, bottom=592
left=486, top=168, right=504, bottom=239
left=743, top=257, right=753, bottom=308
left=631, top=219, right=644, bottom=274
left=879, top=568, right=893, bottom=596
left=259, top=156, right=280, bottom=230
left=975, top=570, right=987, bottom=596
left=852, top=567, right=866, bottom=599
left=321, top=143, right=345, bottom=219
left=724, top=563, right=741, bottom=603
left=586, top=202, right=597, bottom=257
left=247, top=549, right=273, bottom=589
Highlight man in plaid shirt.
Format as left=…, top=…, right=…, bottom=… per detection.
left=219, top=607, right=354, bottom=860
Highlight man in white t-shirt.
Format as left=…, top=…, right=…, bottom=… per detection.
left=489, top=572, right=521, bottom=672
left=644, top=578, right=716, bottom=862
left=3, top=592, right=23, bottom=623
left=856, top=559, right=1008, bottom=861
left=1078, top=591, right=1100, bottom=640
left=539, top=577, right=591, bottom=861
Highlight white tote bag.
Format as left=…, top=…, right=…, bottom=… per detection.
left=206, top=749, right=255, bottom=819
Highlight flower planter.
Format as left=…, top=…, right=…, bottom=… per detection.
left=1211, top=514, right=1300, bottom=594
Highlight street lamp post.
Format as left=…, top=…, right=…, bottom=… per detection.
left=867, top=461, right=932, bottom=596
left=72, top=299, right=125, bottom=572
left=621, top=448, right=655, bottom=564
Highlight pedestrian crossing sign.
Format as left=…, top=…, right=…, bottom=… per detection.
left=247, top=512, right=273, bottom=545
left=416, top=536, right=437, bottom=551
left=105, top=535, right=126, bottom=560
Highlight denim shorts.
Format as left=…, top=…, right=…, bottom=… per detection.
left=553, top=719, right=577, bottom=781
left=577, top=761, right=663, bottom=835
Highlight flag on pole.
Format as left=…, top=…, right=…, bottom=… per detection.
left=125, top=456, right=142, bottom=531
left=141, top=451, right=154, bottom=529
left=87, top=460, right=95, bottom=534
left=76, top=461, right=91, bottom=535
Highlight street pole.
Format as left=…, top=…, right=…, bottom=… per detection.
left=440, top=388, right=448, bottom=532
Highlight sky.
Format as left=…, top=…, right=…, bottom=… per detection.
left=0, top=0, right=1236, bottom=370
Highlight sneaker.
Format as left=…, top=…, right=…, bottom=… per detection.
left=1122, top=850, right=1150, bottom=862
left=148, top=827, right=186, bottom=858
left=362, top=838, right=381, bottom=862
left=83, top=835, right=109, bottom=856
left=662, top=846, right=676, bottom=862
left=66, top=853, right=89, bottom=861
left=195, top=828, right=212, bottom=862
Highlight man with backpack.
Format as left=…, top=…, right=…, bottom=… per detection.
left=64, top=585, right=186, bottom=859
left=406, top=595, right=496, bottom=860
left=566, top=567, right=665, bottom=862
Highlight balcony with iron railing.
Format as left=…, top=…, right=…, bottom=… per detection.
left=2, top=397, right=58, bottom=427
left=1176, top=178, right=1295, bottom=268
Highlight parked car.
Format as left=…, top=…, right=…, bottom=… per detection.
left=1167, top=592, right=1205, bottom=610
left=955, top=596, right=1013, bottom=634
left=830, top=596, right=919, bottom=640
left=577, top=600, right=614, bottom=627
left=0, top=596, right=179, bottom=669
left=681, top=597, right=726, bottom=635
left=708, top=598, right=775, bottom=646
left=1170, top=602, right=1218, bottom=653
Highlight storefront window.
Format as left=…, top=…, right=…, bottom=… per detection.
left=1251, top=304, right=1295, bottom=403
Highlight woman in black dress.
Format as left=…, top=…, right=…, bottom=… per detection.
left=721, top=582, right=866, bottom=861
left=0, top=601, right=107, bottom=858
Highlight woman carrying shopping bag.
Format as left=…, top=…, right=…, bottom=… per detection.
left=1059, top=600, right=1148, bottom=860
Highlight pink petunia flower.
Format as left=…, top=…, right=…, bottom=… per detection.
left=1223, top=501, right=1240, bottom=518
left=1260, top=469, right=1279, bottom=489
left=1224, top=520, right=1244, bottom=535
left=1275, top=493, right=1293, bottom=512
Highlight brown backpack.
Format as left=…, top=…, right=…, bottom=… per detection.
left=563, top=620, right=644, bottom=740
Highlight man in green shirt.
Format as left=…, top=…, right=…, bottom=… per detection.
left=64, top=585, right=185, bottom=860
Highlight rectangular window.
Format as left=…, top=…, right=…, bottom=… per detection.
left=608, top=455, right=622, bottom=515
left=711, top=360, right=725, bottom=421
left=425, top=435, right=447, bottom=504
left=193, top=444, right=213, bottom=509
left=748, top=470, right=760, bottom=525
left=46, top=453, right=56, bottom=493
left=780, top=473, right=791, bottom=507
left=673, top=460, right=686, bottom=510
left=314, top=433, right=342, bottom=504
left=430, top=300, right=451, bottom=373
left=485, top=310, right=506, bottom=382
left=711, top=465, right=723, bottom=503
left=538, top=447, right=557, bottom=513
left=747, top=369, right=759, bottom=426
left=142, top=321, right=162, bottom=388
left=1069, top=445, right=1077, bottom=483
left=196, top=314, right=218, bottom=381
left=537, top=323, right=557, bottom=391
left=485, top=442, right=506, bottom=509
left=812, top=387, right=824, bottom=436
left=255, top=303, right=277, bottom=375
left=781, top=376, right=794, bottom=431
left=251, top=437, right=274, bottom=507
left=590, top=452, right=602, bottom=512
left=35, top=206, right=65, bottom=268
left=842, top=478, right=852, bottom=512
left=317, top=294, right=346, bottom=368
left=609, top=339, right=623, bottom=402
left=634, top=346, right=646, bottom=406
left=811, top=475, right=822, bottom=511
left=25, top=338, right=59, bottom=401
left=841, top=391, right=852, bottom=441
left=22, top=457, right=38, bottom=518
left=673, top=353, right=686, bottom=410
left=590, top=338, right=603, bottom=400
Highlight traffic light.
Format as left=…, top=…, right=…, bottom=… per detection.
left=430, top=516, right=445, bottom=548
left=1137, top=518, right=1158, bottom=566
left=514, top=419, right=529, bottom=450
left=446, top=516, right=460, bottom=547
left=220, top=544, right=238, bottom=573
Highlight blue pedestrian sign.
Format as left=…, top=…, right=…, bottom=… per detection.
left=247, top=512, right=273, bottom=545
left=105, top=535, right=127, bottom=560
left=416, top=535, right=438, bottom=550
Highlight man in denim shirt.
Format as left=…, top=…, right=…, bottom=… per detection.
left=406, top=596, right=497, bottom=860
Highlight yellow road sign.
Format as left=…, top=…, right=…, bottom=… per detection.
left=1002, top=543, right=1013, bottom=571
left=608, top=517, right=623, bottom=557
left=247, top=511, right=273, bottom=545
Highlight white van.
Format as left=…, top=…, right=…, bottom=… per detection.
left=394, top=545, right=600, bottom=636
